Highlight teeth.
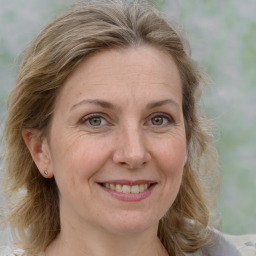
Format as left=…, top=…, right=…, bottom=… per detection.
left=116, top=184, right=122, bottom=192
left=102, top=183, right=150, bottom=193
left=110, top=184, right=115, bottom=190
left=122, top=185, right=131, bottom=193
left=131, top=185, right=139, bottom=193
left=139, top=184, right=144, bottom=192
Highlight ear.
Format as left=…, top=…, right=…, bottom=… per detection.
left=22, top=129, right=54, bottom=178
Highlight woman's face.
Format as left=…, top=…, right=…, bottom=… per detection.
left=44, top=46, right=187, bottom=235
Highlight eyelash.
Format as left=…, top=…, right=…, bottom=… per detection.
left=79, top=112, right=174, bottom=128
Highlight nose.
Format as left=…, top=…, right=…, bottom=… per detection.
left=112, top=125, right=151, bottom=169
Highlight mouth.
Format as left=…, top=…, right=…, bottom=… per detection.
left=98, top=180, right=157, bottom=201
left=99, top=183, right=153, bottom=194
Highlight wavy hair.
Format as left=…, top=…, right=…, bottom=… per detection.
left=3, top=0, right=218, bottom=255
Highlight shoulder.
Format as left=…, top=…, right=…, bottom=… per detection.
left=184, top=229, right=242, bottom=256
left=7, top=249, right=24, bottom=256
left=5, top=249, right=44, bottom=256
left=225, top=233, right=256, bottom=256
left=201, top=229, right=242, bottom=256
left=0, top=247, right=24, bottom=256
left=1, top=248, right=24, bottom=256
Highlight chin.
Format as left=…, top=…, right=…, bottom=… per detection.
left=101, top=212, right=160, bottom=235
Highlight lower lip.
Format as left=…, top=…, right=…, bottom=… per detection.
left=100, top=184, right=156, bottom=202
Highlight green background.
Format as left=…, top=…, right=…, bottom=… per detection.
left=0, top=0, right=255, bottom=236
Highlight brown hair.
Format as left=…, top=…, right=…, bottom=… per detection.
left=3, top=0, right=218, bottom=255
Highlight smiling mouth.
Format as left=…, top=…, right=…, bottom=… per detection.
left=100, top=183, right=153, bottom=194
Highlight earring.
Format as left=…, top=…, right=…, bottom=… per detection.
left=44, top=170, right=48, bottom=175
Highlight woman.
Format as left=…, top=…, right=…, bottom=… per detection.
left=2, top=0, right=242, bottom=255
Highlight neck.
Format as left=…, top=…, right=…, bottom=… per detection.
left=45, top=219, right=168, bottom=256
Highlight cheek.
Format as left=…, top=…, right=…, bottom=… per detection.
left=154, top=137, right=187, bottom=172
left=153, top=137, right=186, bottom=205
left=51, top=136, right=111, bottom=182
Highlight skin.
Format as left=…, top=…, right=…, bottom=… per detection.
left=23, top=45, right=187, bottom=256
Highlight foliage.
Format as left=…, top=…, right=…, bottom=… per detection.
left=171, top=0, right=256, bottom=234
left=148, top=0, right=166, bottom=10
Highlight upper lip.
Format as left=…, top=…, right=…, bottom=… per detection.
left=97, top=180, right=157, bottom=186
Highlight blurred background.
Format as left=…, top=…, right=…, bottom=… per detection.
left=0, top=0, right=255, bottom=249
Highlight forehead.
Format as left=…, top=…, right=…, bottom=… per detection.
left=56, top=45, right=182, bottom=109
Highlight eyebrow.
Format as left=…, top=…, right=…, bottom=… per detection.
left=146, top=99, right=180, bottom=110
left=70, top=98, right=180, bottom=111
left=71, top=99, right=115, bottom=111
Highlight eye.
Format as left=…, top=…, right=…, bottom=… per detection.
left=151, top=116, right=165, bottom=125
left=80, top=114, right=108, bottom=127
left=148, top=113, right=173, bottom=126
left=88, top=116, right=103, bottom=126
